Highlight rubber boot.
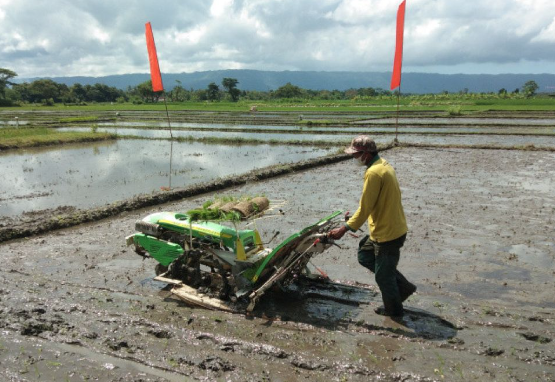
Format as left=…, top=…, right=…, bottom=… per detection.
left=396, top=271, right=417, bottom=302
left=374, top=299, right=404, bottom=317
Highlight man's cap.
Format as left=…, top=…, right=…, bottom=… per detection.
left=344, top=135, right=377, bottom=154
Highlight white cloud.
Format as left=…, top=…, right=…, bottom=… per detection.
left=210, top=0, right=234, bottom=18
left=87, top=25, right=111, bottom=44
left=239, top=8, right=271, bottom=38
left=173, top=25, right=207, bottom=45
left=412, top=19, right=442, bottom=40
left=0, top=0, right=555, bottom=77
left=326, top=0, right=396, bottom=23
left=0, top=0, right=12, bottom=17
left=531, top=17, right=555, bottom=43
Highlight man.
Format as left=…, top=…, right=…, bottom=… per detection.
left=328, top=135, right=416, bottom=317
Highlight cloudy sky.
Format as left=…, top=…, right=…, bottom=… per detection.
left=1, top=0, right=555, bottom=78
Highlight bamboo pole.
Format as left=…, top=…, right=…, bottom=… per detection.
left=163, top=95, right=173, bottom=189
left=395, top=84, right=401, bottom=143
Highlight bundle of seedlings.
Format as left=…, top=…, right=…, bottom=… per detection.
left=187, top=195, right=270, bottom=221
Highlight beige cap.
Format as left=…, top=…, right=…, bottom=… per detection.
left=344, top=135, right=377, bottom=154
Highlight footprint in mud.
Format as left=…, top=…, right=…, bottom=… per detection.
left=518, top=331, right=552, bottom=344
left=199, top=356, right=235, bottom=372
left=394, top=307, right=459, bottom=341
left=253, top=279, right=378, bottom=325
left=252, top=280, right=459, bottom=341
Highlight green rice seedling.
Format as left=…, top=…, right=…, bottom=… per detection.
left=59, top=116, right=99, bottom=123
left=447, top=105, right=462, bottom=115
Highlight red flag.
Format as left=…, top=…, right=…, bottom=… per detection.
left=145, top=22, right=164, bottom=92
left=390, top=0, right=406, bottom=90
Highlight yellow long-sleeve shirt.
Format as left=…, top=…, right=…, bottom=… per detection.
left=346, top=156, right=408, bottom=243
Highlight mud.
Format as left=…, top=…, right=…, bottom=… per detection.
left=0, top=147, right=554, bottom=381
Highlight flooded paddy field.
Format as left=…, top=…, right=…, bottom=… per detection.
left=60, top=126, right=555, bottom=148
left=355, top=116, right=555, bottom=126
left=67, top=120, right=555, bottom=134
left=3, top=108, right=555, bottom=127
left=0, top=109, right=554, bottom=381
left=0, top=147, right=553, bottom=381
left=3, top=108, right=551, bottom=220
left=0, top=139, right=336, bottom=217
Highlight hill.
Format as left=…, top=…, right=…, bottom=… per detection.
left=16, top=70, right=555, bottom=94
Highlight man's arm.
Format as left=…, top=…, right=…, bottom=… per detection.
left=328, top=224, right=349, bottom=239
left=329, top=171, right=381, bottom=240
left=346, top=170, right=381, bottom=231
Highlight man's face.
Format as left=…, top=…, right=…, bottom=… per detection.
left=353, top=151, right=368, bottom=160
left=352, top=151, right=368, bottom=166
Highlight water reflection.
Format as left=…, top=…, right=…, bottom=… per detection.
left=92, top=121, right=555, bottom=134
left=59, top=127, right=555, bottom=148
left=357, top=117, right=555, bottom=125
left=0, top=140, right=335, bottom=217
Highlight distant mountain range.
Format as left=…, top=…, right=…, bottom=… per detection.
left=16, top=69, right=555, bottom=94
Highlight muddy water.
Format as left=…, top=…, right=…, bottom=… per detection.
left=59, top=127, right=555, bottom=148
left=0, top=148, right=552, bottom=381
left=357, top=117, right=555, bottom=125
left=76, top=119, right=555, bottom=134
left=95, top=121, right=555, bottom=134
left=0, top=139, right=335, bottom=217
left=0, top=120, right=29, bottom=126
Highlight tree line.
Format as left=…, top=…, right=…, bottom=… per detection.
left=1, top=69, right=126, bottom=106
left=0, top=67, right=542, bottom=107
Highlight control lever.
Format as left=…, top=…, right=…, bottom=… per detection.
left=313, top=233, right=342, bottom=249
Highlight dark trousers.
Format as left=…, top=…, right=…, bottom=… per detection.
left=358, top=233, right=414, bottom=315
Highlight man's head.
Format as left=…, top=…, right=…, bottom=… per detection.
left=345, top=135, right=377, bottom=165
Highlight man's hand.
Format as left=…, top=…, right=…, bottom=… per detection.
left=328, top=225, right=348, bottom=240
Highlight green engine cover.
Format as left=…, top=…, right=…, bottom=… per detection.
left=134, top=233, right=184, bottom=267
left=140, top=212, right=257, bottom=254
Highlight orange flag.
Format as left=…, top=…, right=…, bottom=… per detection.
left=145, top=22, right=164, bottom=92
left=390, top=0, right=406, bottom=90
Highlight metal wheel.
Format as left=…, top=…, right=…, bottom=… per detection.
left=155, top=263, right=168, bottom=276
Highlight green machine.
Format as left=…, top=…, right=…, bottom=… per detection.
left=126, top=210, right=342, bottom=312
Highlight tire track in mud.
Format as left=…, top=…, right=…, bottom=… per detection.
left=0, top=271, right=440, bottom=381
left=7, top=267, right=550, bottom=381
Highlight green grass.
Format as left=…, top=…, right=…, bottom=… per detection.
left=59, top=116, right=99, bottom=123
left=3, top=95, right=555, bottom=112
left=0, top=127, right=117, bottom=149
left=171, top=134, right=346, bottom=147
left=298, top=119, right=342, bottom=126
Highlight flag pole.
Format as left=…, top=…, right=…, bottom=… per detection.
left=390, top=0, right=406, bottom=145
left=395, top=84, right=401, bottom=143
left=163, top=97, right=173, bottom=139
left=163, top=95, right=173, bottom=189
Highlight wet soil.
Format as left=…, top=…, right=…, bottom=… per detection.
left=0, top=147, right=554, bottom=381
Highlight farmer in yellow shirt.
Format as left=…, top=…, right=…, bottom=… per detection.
left=329, top=135, right=416, bottom=317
